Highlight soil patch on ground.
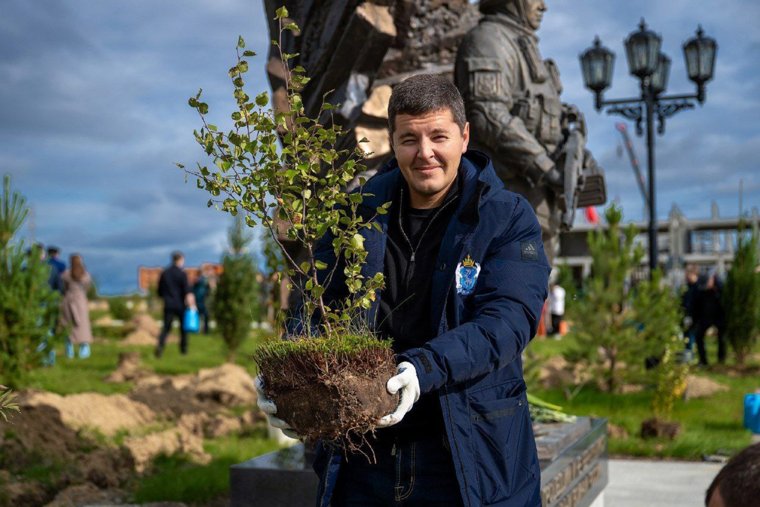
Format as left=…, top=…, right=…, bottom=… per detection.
left=22, top=391, right=155, bottom=436
left=1, top=363, right=260, bottom=506
left=685, top=375, right=729, bottom=399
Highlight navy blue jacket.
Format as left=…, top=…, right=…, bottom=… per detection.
left=312, top=151, right=550, bottom=507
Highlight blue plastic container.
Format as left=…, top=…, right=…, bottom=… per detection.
left=183, top=307, right=200, bottom=333
left=744, top=393, right=760, bottom=433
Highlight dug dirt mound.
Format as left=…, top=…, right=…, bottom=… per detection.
left=123, top=427, right=210, bottom=473
left=129, top=363, right=256, bottom=418
left=22, top=391, right=155, bottom=436
left=685, top=375, right=729, bottom=399
left=0, top=402, right=136, bottom=507
left=44, top=483, right=125, bottom=507
left=119, top=313, right=164, bottom=346
left=121, top=328, right=159, bottom=346
left=105, top=351, right=146, bottom=383
left=130, top=313, right=161, bottom=336
left=194, top=363, right=257, bottom=405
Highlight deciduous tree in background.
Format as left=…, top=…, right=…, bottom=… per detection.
left=214, top=215, right=259, bottom=360
left=723, top=229, right=760, bottom=365
left=0, top=175, right=63, bottom=387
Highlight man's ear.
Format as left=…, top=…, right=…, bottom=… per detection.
left=461, top=122, right=470, bottom=153
left=389, top=130, right=398, bottom=156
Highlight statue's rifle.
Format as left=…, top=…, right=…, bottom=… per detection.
left=556, top=107, right=606, bottom=230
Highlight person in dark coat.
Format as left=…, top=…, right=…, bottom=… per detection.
left=46, top=245, right=65, bottom=294
left=156, top=251, right=191, bottom=357
left=681, top=264, right=700, bottom=351
left=257, top=75, right=549, bottom=506
left=192, top=266, right=212, bottom=334
left=693, top=270, right=726, bottom=366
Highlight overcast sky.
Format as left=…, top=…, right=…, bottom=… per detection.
left=2, top=1, right=758, bottom=294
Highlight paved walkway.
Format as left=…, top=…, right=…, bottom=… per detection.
left=605, top=459, right=723, bottom=507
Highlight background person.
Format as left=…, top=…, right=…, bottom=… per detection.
left=60, top=254, right=93, bottom=359
left=548, top=280, right=566, bottom=337
left=693, top=269, right=726, bottom=366
left=46, top=245, right=64, bottom=294
left=681, top=264, right=700, bottom=351
left=156, top=251, right=191, bottom=357
left=192, top=265, right=212, bottom=334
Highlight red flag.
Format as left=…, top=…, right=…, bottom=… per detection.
left=585, top=206, right=599, bottom=224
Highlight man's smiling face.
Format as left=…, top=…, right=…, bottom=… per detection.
left=391, top=108, right=470, bottom=209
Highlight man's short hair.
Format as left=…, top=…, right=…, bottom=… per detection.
left=706, top=442, right=760, bottom=506
left=171, top=251, right=184, bottom=263
left=387, top=74, right=467, bottom=136
left=47, top=246, right=59, bottom=256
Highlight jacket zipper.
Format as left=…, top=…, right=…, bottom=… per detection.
left=397, top=187, right=457, bottom=292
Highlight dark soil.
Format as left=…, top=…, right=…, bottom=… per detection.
left=0, top=404, right=133, bottom=506
left=640, top=418, right=681, bottom=440
left=263, top=353, right=398, bottom=443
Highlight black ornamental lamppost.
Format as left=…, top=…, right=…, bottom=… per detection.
left=580, top=20, right=717, bottom=276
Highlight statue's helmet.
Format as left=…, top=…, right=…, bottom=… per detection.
left=479, top=0, right=529, bottom=26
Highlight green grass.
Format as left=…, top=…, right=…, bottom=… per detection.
left=23, top=327, right=268, bottom=395
left=131, top=428, right=282, bottom=504
left=527, top=333, right=759, bottom=460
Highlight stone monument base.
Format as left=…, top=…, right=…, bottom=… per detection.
left=230, top=417, right=607, bottom=507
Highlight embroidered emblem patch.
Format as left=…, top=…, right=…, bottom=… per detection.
left=456, top=254, right=481, bottom=296
left=521, top=241, right=538, bottom=261
left=473, top=71, right=501, bottom=99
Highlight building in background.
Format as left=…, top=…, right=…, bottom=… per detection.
left=557, top=204, right=760, bottom=287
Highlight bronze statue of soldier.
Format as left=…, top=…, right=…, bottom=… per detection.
left=455, top=0, right=605, bottom=263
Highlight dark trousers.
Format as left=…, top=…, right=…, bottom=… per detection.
left=331, top=434, right=464, bottom=507
left=198, top=306, right=210, bottom=334
left=157, top=307, right=188, bottom=355
left=549, top=313, right=563, bottom=335
left=694, top=320, right=726, bottom=366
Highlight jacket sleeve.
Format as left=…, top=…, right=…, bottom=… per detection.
left=399, top=197, right=550, bottom=393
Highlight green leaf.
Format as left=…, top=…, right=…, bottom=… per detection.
left=237, top=36, right=245, bottom=49
left=255, top=92, right=269, bottom=107
left=243, top=50, right=256, bottom=57
left=275, top=6, right=289, bottom=19
left=315, top=260, right=328, bottom=270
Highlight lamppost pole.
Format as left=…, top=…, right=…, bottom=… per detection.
left=579, top=21, right=717, bottom=278
left=645, top=85, right=657, bottom=274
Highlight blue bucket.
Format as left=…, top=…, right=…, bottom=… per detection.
left=744, top=394, right=760, bottom=433
left=183, top=307, right=200, bottom=333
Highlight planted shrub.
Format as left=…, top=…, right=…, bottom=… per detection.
left=722, top=229, right=760, bottom=365
left=214, top=215, right=259, bottom=360
left=0, top=175, right=64, bottom=387
left=182, top=9, right=394, bottom=443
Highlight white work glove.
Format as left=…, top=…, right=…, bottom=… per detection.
left=254, top=375, right=301, bottom=440
left=377, top=361, right=421, bottom=428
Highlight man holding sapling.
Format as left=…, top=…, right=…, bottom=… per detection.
left=258, top=75, right=549, bottom=506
